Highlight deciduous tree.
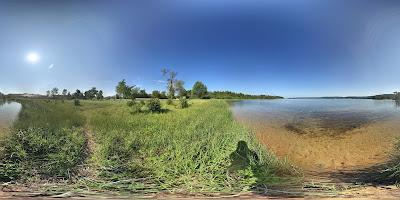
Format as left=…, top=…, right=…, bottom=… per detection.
left=191, top=81, right=208, bottom=99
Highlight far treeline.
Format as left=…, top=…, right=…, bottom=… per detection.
left=371, top=92, right=400, bottom=100
left=0, top=69, right=281, bottom=100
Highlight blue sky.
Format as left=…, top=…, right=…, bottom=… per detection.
left=1, top=0, right=400, bottom=97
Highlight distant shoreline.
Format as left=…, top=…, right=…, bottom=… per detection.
left=289, top=94, right=397, bottom=100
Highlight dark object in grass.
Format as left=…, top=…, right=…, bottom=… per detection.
left=229, top=141, right=259, bottom=171
left=74, top=99, right=80, bottom=106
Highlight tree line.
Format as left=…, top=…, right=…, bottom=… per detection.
left=372, top=92, right=400, bottom=101
left=10, top=68, right=279, bottom=101
left=208, top=91, right=282, bottom=99
left=45, top=87, right=104, bottom=100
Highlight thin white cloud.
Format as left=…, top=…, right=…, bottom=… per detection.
left=48, top=64, right=54, bottom=69
left=153, top=79, right=166, bottom=84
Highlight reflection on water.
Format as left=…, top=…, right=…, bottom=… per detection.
left=232, top=99, right=400, bottom=136
left=0, top=100, right=22, bottom=131
left=231, top=99, right=400, bottom=171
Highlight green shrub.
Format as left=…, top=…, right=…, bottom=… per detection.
left=74, top=99, right=80, bottom=106
left=127, top=99, right=144, bottom=114
left=178, top=97, right=189, bottom=109
left=146, top=98, right=162, bottom=113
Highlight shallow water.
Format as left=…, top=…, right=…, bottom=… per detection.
left=231, top=99, right=400, bottom=172
left=0, top=100, right=22, bottom=134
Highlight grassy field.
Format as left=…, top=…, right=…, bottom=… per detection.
left=0, top=99, right=297, bottom=194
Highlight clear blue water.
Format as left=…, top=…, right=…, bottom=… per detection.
left=231, top=99, right=400, bottom=135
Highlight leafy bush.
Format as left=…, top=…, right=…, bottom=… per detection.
left=126, top=100, right=135, bottom=107
left=178, top=97, right=189, bottom=109
left=127, top=99, right=145, bottom=114
left=74, top=99, right=80, bottom=106
left=147, top=98, right=162, bottom=113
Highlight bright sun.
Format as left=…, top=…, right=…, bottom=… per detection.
left=26, top=52, right=40, bottom=63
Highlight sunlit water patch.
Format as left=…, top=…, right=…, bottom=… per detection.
left=231, top=99, right=400, bottom=171
left=0, top=100, right=22, bottom=135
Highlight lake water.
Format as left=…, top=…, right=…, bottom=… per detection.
left=0, top=100, right=22, bottom=135
left=231, top=99, right=400, bottom=172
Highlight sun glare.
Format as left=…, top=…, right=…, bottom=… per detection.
left=26, top=52, right=40, bottom=63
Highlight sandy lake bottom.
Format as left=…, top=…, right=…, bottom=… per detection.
left=231, top=99, right=400, bottom=173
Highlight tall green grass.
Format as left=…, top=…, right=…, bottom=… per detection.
left=0, top=99, right=296, bottom=193
left=86, top=100, right=295, bottom=192
left=0, top=100, right=86, bottom=181
left=384, top=140, right=400, bottom=180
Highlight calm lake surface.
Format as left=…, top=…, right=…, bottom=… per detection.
left=0, top=100, right=22, bottom=134
left=231, top=99, right=400, bottom=172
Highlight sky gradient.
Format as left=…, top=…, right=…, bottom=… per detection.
left=1, top=0, right=400, bottom=97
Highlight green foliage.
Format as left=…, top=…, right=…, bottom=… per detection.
left=178, top=97, right=188, bottom=109
left=51, top=87, right=59, bottom=97
left=146, top=98, right=162, bottom=113
left=152, top=90, right=168, bottom=99
left=152, top=90, right=162, bottom=98
left=62, top=89, right=68, bottom=96
left=97, top=90, right=104, bottom=100
left=175, top=80, right=186, bottom=98
left=116, top=79, right=128, bottom=98
left=191, top=81, right=208, bottom=99
left=137, top=89, right=150, bottom=98
left=73, top=89, right=84, bottom=99
left=116, top=79, right=140, bottom=99
left=84, top=87, right=98, bottom=99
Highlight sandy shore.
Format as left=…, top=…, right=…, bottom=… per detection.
left=237, top=116, right=400, bottom=172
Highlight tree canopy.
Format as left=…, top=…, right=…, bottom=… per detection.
left=115, top=79, right=140, bottom=99
left=191, top=81, right=208, bottom=99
